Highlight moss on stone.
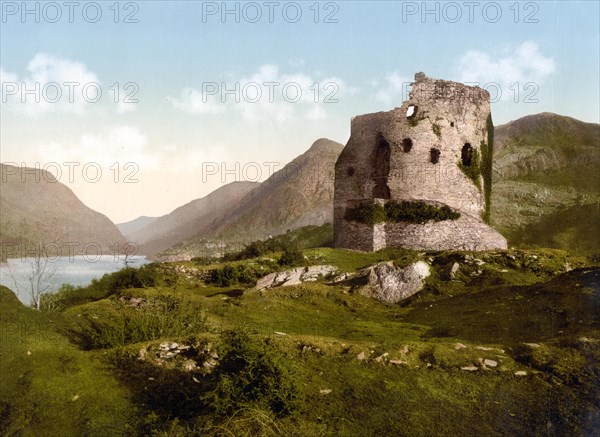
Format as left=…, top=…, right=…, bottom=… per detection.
left=458, top=147, right=482, bottom=192
left=345, top=201, right=460, bottom=225
left=432, top=123, right=442, bottom=139
left=481, top=114, right=494, bottom=223
left=344, top=202, right=386, bottom=225
left=385, top=201, right=460, bottom=223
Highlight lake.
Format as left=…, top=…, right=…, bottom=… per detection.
left=0, top=255, right=149, bottom=305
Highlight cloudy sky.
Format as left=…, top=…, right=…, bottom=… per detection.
left=1, top=1, right=598, bottom=223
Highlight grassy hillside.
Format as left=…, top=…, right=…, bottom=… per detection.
left=493, top=113, right=600, bottom=255
left=1, top=247, right=598, bottom=435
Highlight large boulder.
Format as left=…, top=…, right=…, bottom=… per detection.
left=356, top=261, right=431, bottom=304
left=256, top=265, right=338, bottom=290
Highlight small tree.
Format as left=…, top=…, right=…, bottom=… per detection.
left=8, top=242, right=58, bottom=310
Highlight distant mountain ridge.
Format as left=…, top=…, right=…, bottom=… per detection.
left=0, top=164, right=126, bottom=260
left=125, top=181, right=260, bottom=255
left=160, top=138, right=344, bottom=260
left=117, top=216, right=159, bottom=240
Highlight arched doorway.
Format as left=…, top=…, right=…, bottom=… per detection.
left=372, top=133, right=391, bottom=199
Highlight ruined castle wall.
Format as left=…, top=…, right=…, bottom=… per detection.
left=333, top=73, right=505, bottom=252
left=384, top=215, right=507, bottom=251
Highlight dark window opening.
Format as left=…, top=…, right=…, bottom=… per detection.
left=430, top=148, right=441, bottom=164
left=372, top=133, right=391, bottom=199
left=347, top=166, right=355, bottom=176
left=402, top=138, right=413, bottom=153
left=461, top=143, right=473, bottom=166
left=450, top=121, right=455, bottom=127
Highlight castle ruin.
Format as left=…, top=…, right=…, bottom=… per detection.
left=334, top=73, right=507, bottom=252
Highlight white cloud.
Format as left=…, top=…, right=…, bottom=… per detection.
left=374, top=72, right=411, bottom=104
left=36, top=126, right=159, bottom=170
left=168, top=64, right=354, bottom=124
left=456, top=41, right=555, bottom=99
left=167, top=86, right=226, bottom=115
left=1, top=53, right=100, bottom=116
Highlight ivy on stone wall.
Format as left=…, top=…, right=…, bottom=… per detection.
left=457, top=147, right=482, bottom=192
left=480, top=114, right=494, bottom=223
left=345, top=200, right=460, bottom=225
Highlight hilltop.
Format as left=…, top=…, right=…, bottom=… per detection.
left=0, top=164, right=126, bottom=260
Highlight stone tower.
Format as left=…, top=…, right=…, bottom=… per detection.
left=334, top=73, right=507, bottom=251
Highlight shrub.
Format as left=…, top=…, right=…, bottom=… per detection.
left=385, top=201, right=460, bottom=224
left=278, top=246, right=304, bottom=266
left=38, top=264, right=176, bottom=310
left=209, top=263, right=267, bottom=287
left=344, top=202, right=386, bottom=225
left=345, top=201, right=460, bottom=225
left=71, top=295, right=207, bottom=349
left=204, top=331, right=302, bottom=417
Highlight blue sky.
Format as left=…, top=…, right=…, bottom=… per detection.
left=1, top=1, right=599, bottom=222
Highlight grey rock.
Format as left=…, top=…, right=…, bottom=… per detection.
left=356, top=261, right=431, bottom=304
left=256, top=265, right=338, bottom=290
left=450, top=262, right=460, bottom=279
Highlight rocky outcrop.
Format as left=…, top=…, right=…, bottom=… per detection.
left=256, top=265, right=338, bottom=290
left=355, top=261, right=431, bottom=304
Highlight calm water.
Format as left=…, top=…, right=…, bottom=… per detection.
left=0, top=255, right=149, bottom=305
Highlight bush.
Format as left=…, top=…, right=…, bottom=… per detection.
left=209, top=263, right=265, bottom=287
left=344, top=202, right=386, bottom=225
left=42, top=264, right=178, bottom=310
left=71, top=295, right=207, bottom=349
left=385, top=201, right=460, bottom=223
left=203, top=331, right=302, bottom=417
left=278, top=246, right=304, bottom=267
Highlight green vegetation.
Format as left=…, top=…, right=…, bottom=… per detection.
left=345, top=200, right=460, bottom=225
left=1, top=246, right=598, bottom=435
left=278, top=246, right=304, bottom=266
left=215, top=223, right=333, bottom=262
left=38, top=263, right=177, bottom=310
left=385, top=200, right=460, bottom=223
left=481, top=114, right=494, bottom=222
left=344, top=202, right=386, bottom=225
left=458, top=146, right=482, bottom=192
left=432, top=123, right=441, bottom=138
left=69, top=294, right=207, bottom=350
left=500, top=202, right=600, bottom=257
left=204, top=330, right=303, bottom=417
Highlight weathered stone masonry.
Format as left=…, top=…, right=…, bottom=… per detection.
left=334, top=72, right=507, bottom=251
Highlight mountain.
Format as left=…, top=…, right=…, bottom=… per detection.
left=492, top=113, right=600, bottom=254
left=161, top=138, right=344, bottom=260
left=0, top=164, right=126, bottom=260
left=127, top=181, right=260, bottom=255
left=117, top=216, right=159, bottom=240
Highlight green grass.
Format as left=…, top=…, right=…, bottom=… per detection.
left=1, top=246, right=598, bottom=436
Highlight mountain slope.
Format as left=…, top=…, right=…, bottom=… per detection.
left=0, top=164, right=126, bottom=260
left=117, top=216, right=159, bottom=240
left=492, top=113, right=600, bottom=254
left=161, top=138, right=344, bottom=260
left=128, top=181, right=260, bottom=255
